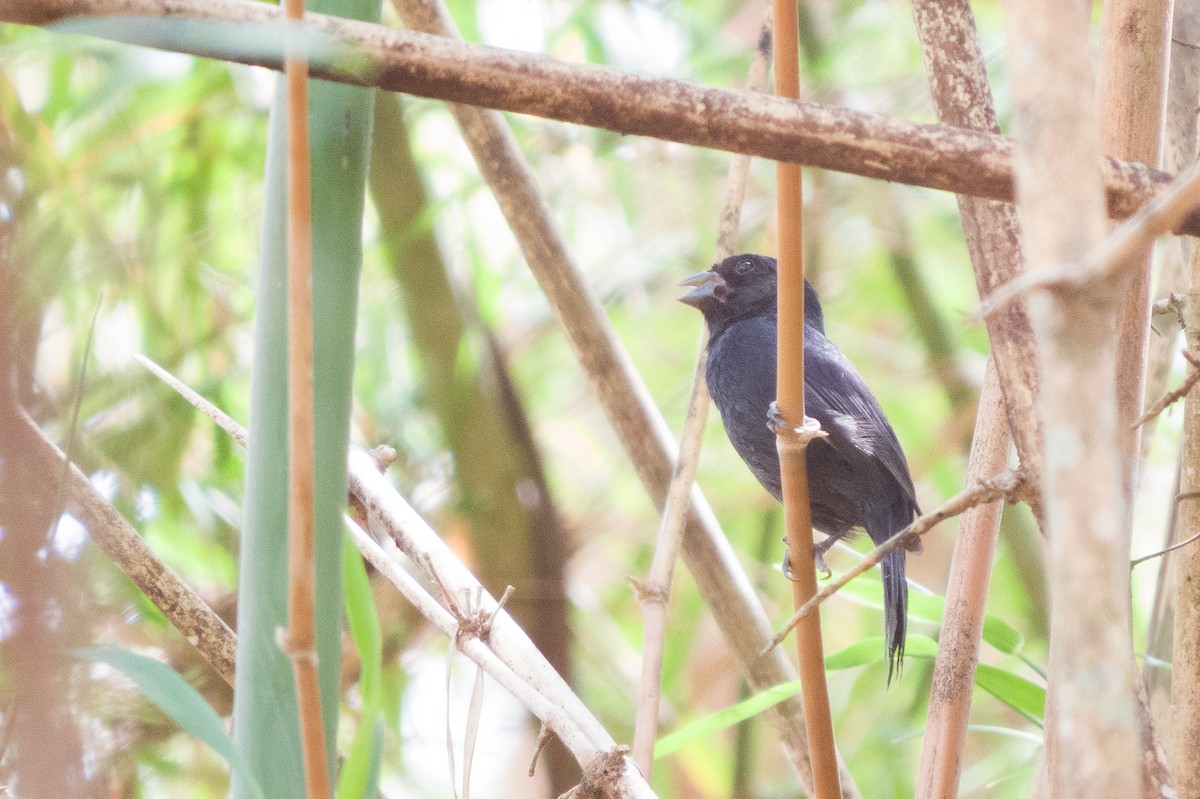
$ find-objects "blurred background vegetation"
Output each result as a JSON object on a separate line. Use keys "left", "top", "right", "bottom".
{"left": 0, "top": 0, "right": 1184, "bottom": 796}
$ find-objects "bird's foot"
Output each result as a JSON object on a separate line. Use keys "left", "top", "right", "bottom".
{"left": 779, "top": 536, "right": 835, "bottom": 580}
{"left": 767, "top": 402, "right": 827, "bottom": 450}
{"left": 814, "top": 536, "right": 835, "bottom": 578}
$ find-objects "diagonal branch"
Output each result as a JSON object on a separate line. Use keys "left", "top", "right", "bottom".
{"left": 6, "top": 0, "right": 1199, "bottom": 235}
{"left": 764, "top": 470, "right": 1026, "bottom": 654}
{"left": 20, "top": 409, "right": 238, "bottom": 686}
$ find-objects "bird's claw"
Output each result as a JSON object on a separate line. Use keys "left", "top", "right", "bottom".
{"left": 767, "top": 402, "right": 827, "bottom": 445}
{"left": 780, "top": 537, "right": 834, "bottom": 580}
{"left": 813, "top": 536, "right": 835, "bottom": 578}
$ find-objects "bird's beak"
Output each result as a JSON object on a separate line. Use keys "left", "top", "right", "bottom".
{"left": 678, "top": 270, "right": 725, "bottom": 308}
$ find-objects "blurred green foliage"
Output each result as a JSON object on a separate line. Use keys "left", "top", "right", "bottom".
{"left": 6, "top": 0, "right": 1173, "bottom": 796}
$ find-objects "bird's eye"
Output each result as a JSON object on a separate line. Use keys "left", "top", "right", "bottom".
{"left": 735, "top": 260, "right": 752, "bottom": 275}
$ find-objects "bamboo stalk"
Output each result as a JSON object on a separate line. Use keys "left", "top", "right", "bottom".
{"left": 772, "top": 0, "right": 837, "bottom": 795}
{"left": 915, "top": 364, "right": 1008, "bottom": 798}
{"left": 1003, "top": 0, "right": 1140, "bottom": 795}
{"left": 1098, "top": 12, "right": 1180, "bottom": 782}
{"left": 1174, "top": 198, "right": 1200, "bottom": 799}
{"left": 906, "top": 2, "right": 1032, "bottom": 794}
{"left": 1101, "top": 0, "right": 1172, "bottom": 505}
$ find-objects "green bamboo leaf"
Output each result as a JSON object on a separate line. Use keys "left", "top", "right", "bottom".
{"left": 48, "top": 17, "right": 351, "bottom": 74}
{"left": 824, "top": 633, "right": 938, "bottom": 670}
{"left": 655, "top": 635, "right": 940, "bottom": 759}
{"left": 981, "top": 614, "right": 1024, "bottom": 656}
{"left": 337, "top": 532, "right": 384, "bottom": 799}
{"left": 654, "top": 680, "right": 801, "bottom": 760}
{"left": 654, "top": 632, "right": 1042, "bottom": 762}
{"left": 76, "top": 646, "right": 263, "bottom": 799}
{"left": 231, "top": 0, "right": 382, "bottom": 793}
{"left": 832, "top": 570, "right": 1025, "bottom": 655}
{"left": 974, "top": 664, "right": 1045, "bottom": 727}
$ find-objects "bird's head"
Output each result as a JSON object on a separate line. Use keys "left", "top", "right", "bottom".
{"left": 678, "top": 253, "right": 824, "bottom": 333}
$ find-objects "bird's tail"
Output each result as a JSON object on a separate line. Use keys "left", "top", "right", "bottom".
{"left": 880, "top": 546, "right": 908, "bottom": 684}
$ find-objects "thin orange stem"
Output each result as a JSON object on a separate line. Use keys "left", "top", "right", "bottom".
{"left": 773, "top": 0, "right": 839, "bottom": 796}
{"left": 283, "top": 0, "right": 329, "bottom": 796}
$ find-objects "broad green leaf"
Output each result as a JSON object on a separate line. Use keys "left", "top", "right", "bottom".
{"left": 655, "top": 633, "right": 1043, "bottom": 762}
{"left": 824, "top": 634, "right": 938, "bottom": 670}
{"left": 974, "top": 665, "right": 1045, "bottom": 727}
{"left": 828, "top": 569, "right": 1025, "bottom": 655}
{"left": 980, "top": 615, "right": 1024, "bottom": 656}
{"left": 76, "top": 646, "right": 263, "bottom": 799}
{"left": 230, "top": 0, "right": 381, "bottom": 792}
{"left": 655, "top": 635, "right": 941, "bottom": 759}
{"left": 654, "top": 680, "right": 801, "bottom": 759}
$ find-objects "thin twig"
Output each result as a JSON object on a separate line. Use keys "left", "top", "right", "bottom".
{"left": 134, "top": 354, "right": 246, "bottom": 445}
{"left": 629, "top": 330, "right": 709, "bottom": 776}
{"left": 49, "top": 293, "right": 102, "bottom": 545}
{"left": 1134, "top": 349, "right": 1200, "bottom": 428}
{"left": 764, "top": 470, "right": 1026, "bottom": 654}
{"left": 629, "top": 7, "right": 771, "bottom": 777}
{"left": 1131, "top": 530, "right": 1200, "bottom": 567}
{"left": 528, "top": 724, "right": 556, "bottom": 778}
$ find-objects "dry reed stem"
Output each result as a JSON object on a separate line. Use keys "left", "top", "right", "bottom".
{"left": 280, "top": 3, "right": 329, "bottom": 794}
{"left": 629, "top": 10, "right": 769, "bottom": 776}
{"left": 1100, "top": 0, "right": 1172, "bottom": 519}
{"left": 907, "top": 2, "right": 1031, "bottom": 795}
{"left": 772, "top": 0, "right": 838, "bottom": 794}
{"left": 915, "top": 364, "right": 1009, "bottom": 799}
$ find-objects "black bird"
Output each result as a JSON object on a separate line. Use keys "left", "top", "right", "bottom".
{"left": 680, "top": 253, "right": 920, "bottom": 681}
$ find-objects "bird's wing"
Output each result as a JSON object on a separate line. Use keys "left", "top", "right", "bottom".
{"left": 804, "top": 332, "right": 919, "bottom": 508}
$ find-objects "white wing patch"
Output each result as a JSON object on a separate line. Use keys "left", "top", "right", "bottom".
{"left": 828, "top": 410, "right": 874, "bottom": 454}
